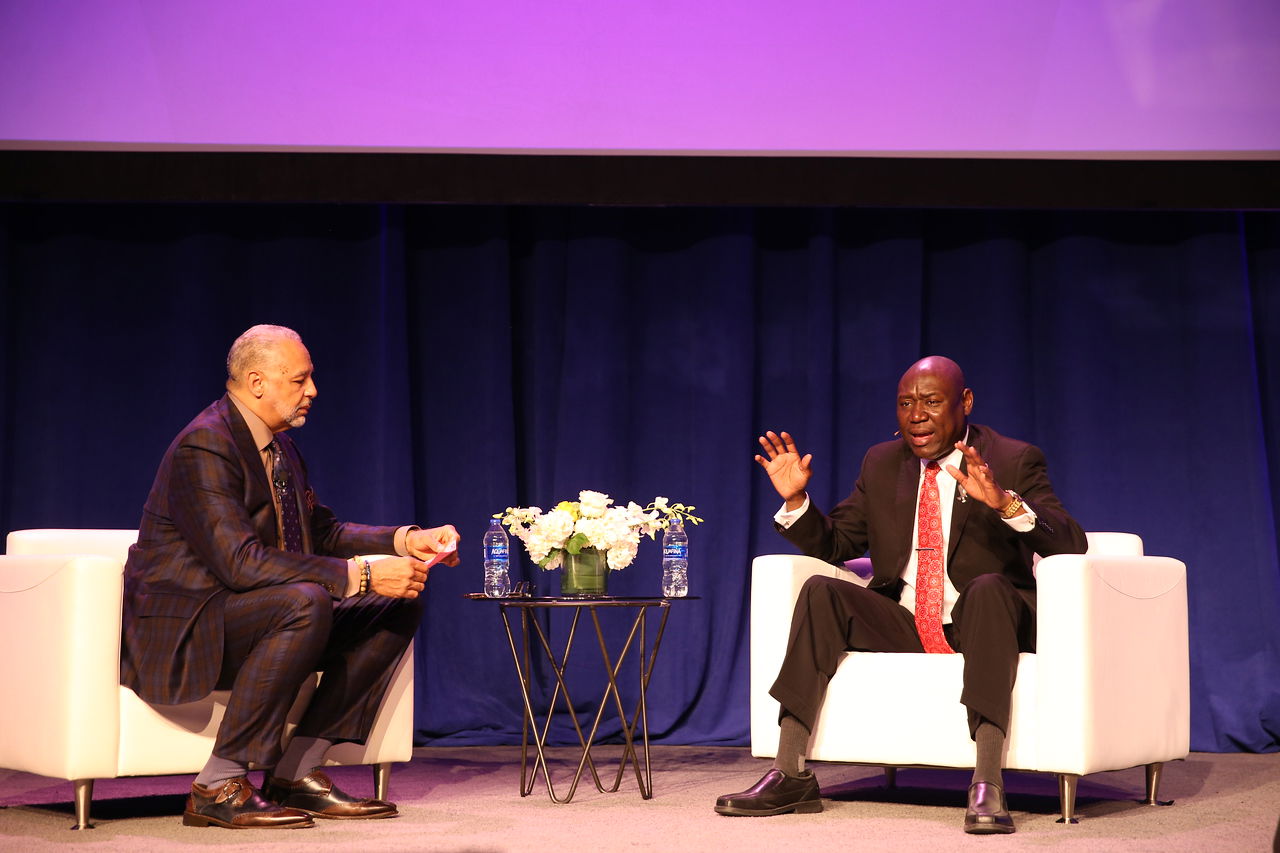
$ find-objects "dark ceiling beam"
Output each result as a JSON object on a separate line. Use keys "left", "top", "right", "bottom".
{"left": 2, "top": 150, "right": 1277, "bottom": 209}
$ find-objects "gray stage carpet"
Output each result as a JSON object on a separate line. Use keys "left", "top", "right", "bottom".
{"left": 1, "top": 746, "right": 1277, "bottom": 852}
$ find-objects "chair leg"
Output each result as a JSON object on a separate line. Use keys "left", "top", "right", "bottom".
{"left": 1054, "top": 773, "right": 1080, "bottom": 824}
{"left": 883, "top": 767, "right": 897, "bottom": 788}
{"left": 373, "top": 762, "right": 392, "bottom": 801}
{"left": 71, "top": 779, "right": 96, "bottom": 830}
{"left": 1141, "top": 761, "right": 1174, "bottom": 807}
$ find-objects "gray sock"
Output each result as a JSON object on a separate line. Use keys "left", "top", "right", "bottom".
{"left": 194, "top": 755, "right": 248, "bottom": 789}
{"left": 272, "top": 736, "right": 334, "bottom": 782}
{"left": 972, "top": 720, "right": 1005, "bottom": 786}
{"left": 772, "top": 715, "right": 811, "bottom": 777}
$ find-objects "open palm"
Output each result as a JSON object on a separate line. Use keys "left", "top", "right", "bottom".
{"left": 755, "top": 430, "right": 813, "bottom": 505}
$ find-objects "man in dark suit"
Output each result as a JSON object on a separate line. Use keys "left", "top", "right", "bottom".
{"left": 715, "top": 356, "right": 1086, "bottom": 834}
{"left": 121, "top": 324, "right": 460, "bottom": 829}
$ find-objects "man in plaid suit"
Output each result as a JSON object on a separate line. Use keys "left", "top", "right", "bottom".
{"left": 121, "top": 324, "right": 460, "bottom": 829}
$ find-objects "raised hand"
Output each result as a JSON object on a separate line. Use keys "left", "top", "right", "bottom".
{"left": 944, "top": 441, "right": 1018, "bottom": 514}
{"left": 370, "top": 556, "right": 432, "bottom": 598}
{"left": 754, "top": 430, "right": 813, "bottom": 509}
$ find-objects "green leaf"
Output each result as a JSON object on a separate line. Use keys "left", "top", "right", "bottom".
{"left": 565, "top": 533, "right": 591, "bottom": 554}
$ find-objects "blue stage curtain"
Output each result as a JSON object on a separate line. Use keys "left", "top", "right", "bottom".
{"left": 1, "top": 203, "right": 1277, "bottom": 752}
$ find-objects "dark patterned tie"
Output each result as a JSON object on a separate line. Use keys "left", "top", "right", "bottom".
{"left": 270, "top": 440, "right": 305, "bottom": 553}
{"left": 915, "top": 461, "right": 955, "bottom": 653}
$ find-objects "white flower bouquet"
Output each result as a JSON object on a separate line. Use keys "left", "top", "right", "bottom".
{"left": 499, "top": 490, "right": 702, "bottom": 572}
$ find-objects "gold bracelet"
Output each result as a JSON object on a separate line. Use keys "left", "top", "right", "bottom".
{"left": 1000, "top": 492, "right": 1024, "bottom": 519}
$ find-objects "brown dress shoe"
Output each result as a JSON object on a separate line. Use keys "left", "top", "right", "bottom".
{"left": 964, "top": 781, "right": 1016, "bottom": 834}
{"left": 263, "top": 769, "right": 398, "bottom": 820}
{"left": 714, "top": 769, "right": 823, "bottom": 816}
{"left": 183, "top": 776, "right": 314, "bottom": 829}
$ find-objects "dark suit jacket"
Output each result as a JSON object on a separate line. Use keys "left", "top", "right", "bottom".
{"left": 120, "top": 394, "right": 400, "bottom": 704}
{"left": 782, "top": 423, "right": 1086, "bottom": 601}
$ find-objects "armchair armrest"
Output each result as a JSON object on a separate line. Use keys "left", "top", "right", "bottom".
{"left": 749, "top": 553, "right": 866, "bottom": 756}
{"left": 0, "top": 553, "right": 125, "bottom": 780}
{"left": 1033, "top": 551, "right": 1190, "bottom": 772}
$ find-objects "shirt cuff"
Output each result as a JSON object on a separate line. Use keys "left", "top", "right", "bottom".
{"left": 344, "top": 558, "right": 361, "bottom": 598}
{"left": 394, "top": 525, "right": 418, "bottom": 557}
{"left": 775, "top": 496, "right": 811, "bottom": 529}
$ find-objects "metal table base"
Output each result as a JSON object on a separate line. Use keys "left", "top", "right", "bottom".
{"left": 496, "top": 598, "right": 672, "bottom": 803}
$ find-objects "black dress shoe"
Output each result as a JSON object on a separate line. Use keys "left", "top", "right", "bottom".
{"left": 183, "top": 776, "right": 314, "bottom": 829}
{"left": 964, "top": 780, "right": 1016, "bottom": 834}
{"left": 263, "top": 769, "right": 398, "bottom": 820}
{"left": 715, "top": 769, "right": 822, "bottom": 816}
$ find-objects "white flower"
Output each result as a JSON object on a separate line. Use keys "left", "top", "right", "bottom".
{"left": 607, "top": 541, "right": 638, "bottom": 570}
{"left": 578, "top": 490, "right": 612, "bottom": 518}
{"left": 574, "top": 516, "right": 610, "bottom": 550}
{"left": 537, "top": 508, "right": 575, "bottom": 545}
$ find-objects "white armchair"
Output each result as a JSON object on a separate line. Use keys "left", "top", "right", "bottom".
{"left": 750, "top": 532, "right": 1189, "bottom": 822}
{"left": 0, "top": 528, "right": 415, "bottom": 829}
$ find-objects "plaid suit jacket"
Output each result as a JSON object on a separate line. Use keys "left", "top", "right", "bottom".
{"left": 120, "top": 394, "right": 400, "bottom": 704}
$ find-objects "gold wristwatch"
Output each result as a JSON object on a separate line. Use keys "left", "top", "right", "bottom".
{"left": 1000, "top": 491, "right": 1024, "bottom": 519}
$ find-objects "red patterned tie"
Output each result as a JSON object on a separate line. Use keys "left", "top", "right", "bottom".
{"left": 915, "top": 461, "right": 955, "bottom": 653}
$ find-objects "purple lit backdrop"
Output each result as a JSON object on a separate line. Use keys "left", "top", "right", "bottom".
{"left": 1, "top": 0, "right": 1277, "bottom": 153}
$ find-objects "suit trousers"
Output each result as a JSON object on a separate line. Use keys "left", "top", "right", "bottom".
{"left": 769, "top": 573, "right": 1035, "bottom": 739}
{"left": 211, "top": 582, "right": 421, "bottom": 766}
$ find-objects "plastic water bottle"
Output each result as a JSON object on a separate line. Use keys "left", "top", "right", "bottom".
{"left": 482, "top": 519, "right": 511, "bottom": 597}
{"left": 661, "top": 517, "right": 689, "bottom": 597}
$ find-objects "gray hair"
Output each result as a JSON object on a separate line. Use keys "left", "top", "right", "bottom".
{"left": 226, "top": 324, "right": 303, "bottom": 384}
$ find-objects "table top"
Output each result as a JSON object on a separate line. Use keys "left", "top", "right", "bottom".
{"left": 463, "top": 593, "right": 699, "bottom": 606}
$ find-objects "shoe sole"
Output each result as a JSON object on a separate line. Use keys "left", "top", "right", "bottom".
{"left": 182, "top": 812, "right": 315, "bottom": 829}
{"left": 294, "top": 809, "right": 399, "bottom": 820}
{"left": 964, "top": 821, "right": 1016, "bottom": 835}
{"left": 714, "top": 799, "right": 823, "bottom": 817}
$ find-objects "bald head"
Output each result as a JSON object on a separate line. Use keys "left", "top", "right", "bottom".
{"left": 900, "top": 356, "right": 966, "bottom": 392}
{"left": 896, "top": 356, "right": 973, "bottom": 460}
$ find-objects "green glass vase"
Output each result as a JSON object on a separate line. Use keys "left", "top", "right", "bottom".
{"left": 560, "top": 547, "right": 609, "bottom": 596}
